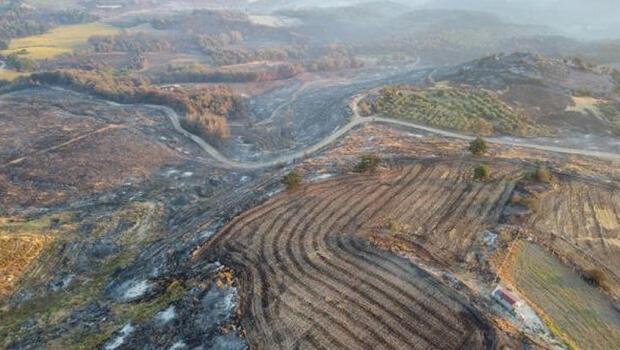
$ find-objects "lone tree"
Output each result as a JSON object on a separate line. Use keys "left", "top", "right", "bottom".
{"left": 282, "top": 170, "right": 303, "bottom": 191}
{"left": 469, "top": 137, "right": 488, "bottom": 156}
{"left": 473, "top": 164, "right": 490, "bottom": 181}
{"left": 533, "top": 166, "right": 552, "bottom": 183}
{"left": 354, "top": 154, "right": 381, "bottom": 173}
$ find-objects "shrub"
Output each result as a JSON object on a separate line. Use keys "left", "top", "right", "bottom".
{"left": 534, "top": 166, "right": 552, "bottom": 183}
{"left": 354, "top": 154, "right": 381, "bottom": 173}
{"left": 582, "top": 269, "right": 609, "bottom": 290}
{"left": 473, "top": 164, "right": 490, "bottom": 181}
{"left": 521, "top": 196, "right": 540, "bottom": 213}
{"left": 469, "top": 137, "right": 488, "bottom": 156}
{"left": 282, "top": 170, "right": 303, "bottom": 191}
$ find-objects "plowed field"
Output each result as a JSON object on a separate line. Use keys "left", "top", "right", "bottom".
{"left": 206, "top": 162, "right": 510, "bottom": 349}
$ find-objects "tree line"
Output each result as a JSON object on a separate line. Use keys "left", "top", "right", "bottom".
{"left": 13, "top": 69, "right": 240, "bottom": 140}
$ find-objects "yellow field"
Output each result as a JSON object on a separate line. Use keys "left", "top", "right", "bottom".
{"left": 0, "top": 235, "right": 49, "bottom": 300}
{"left": 0, "top": 69, "right": 27, "bottom": 81}
{"left": 26, "top": 0, "right": 80, "bottom": 8}
{"left": 1, "top": 23, "right": 119, "bottom": 60}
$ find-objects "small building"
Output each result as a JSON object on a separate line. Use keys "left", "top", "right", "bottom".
{"left": 492, "top": 286, "right": 522, "bottom": 312}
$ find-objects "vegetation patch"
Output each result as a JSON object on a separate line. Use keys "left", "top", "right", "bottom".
{"left": 354, "top": 154, "right": 381, "bottom": 173}
{"left": 507, "top": 242, "right": 620, "bottom": 350}
{"left": 596, "top": 102, "right": 620, "bottom": 136}
{"left": 469, "top": 137, "right": 488, "bottom": 156}
{"left": 282, "top": 170, "right": 303, "bottom": 191}
{"left": 473, "top": 164, "right": 490, "bottom": 181}
{"left": 1, "top": 22, "right": 118, "bottom": 59}
{"left": 0, "top": 213, "right": 73, "bottom": 300}
{"left": 368, "top": 85, "right": 551, "bottom": 136}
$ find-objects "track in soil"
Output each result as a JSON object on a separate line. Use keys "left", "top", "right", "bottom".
{"left": 207, "top": 163, "right": 506, "bottom": 349}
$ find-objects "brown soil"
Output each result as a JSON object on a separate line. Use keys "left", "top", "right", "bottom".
{"left": 201, "top": 162, "right": 508, "bottom": 349}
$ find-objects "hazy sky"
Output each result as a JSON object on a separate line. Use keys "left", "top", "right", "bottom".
{"left": 293, "top": 0, "right": 620, "bottom": 40}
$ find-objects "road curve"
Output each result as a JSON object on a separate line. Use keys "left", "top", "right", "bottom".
{"left": 4, "top": 86, "right": 619, "bottom": 171}
{"left": 160, "top": 93, "right": 620, "bottom": 169}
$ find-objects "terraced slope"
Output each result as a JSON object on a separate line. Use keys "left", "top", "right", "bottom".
{"left": 508, "top": 242, "right": 620, "bottom": 350}
{"left": 206, "top": 162, "right": 515, "bottom": 349}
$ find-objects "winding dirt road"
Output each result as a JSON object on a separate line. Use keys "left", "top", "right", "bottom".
{"left": 159, "top": 94, "right": 620, "bottom": 170}
{"left": 4, "top": 86, "right": 619, "bottom": 171}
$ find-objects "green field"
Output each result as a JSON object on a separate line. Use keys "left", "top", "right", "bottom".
{"left": 371, "top": 85, "right": 551, "bottom": 137}
{"left": 509, "top": 242, "right": 620, "bottom": 350}
{"left": 1, "top": 23, "right": 119, "bottom": 60}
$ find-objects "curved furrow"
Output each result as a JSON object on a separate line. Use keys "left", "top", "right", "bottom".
{"left": 258, "top": 188, "right": 356, "bottom": 345}
{"left": 250, "top": 182, "right": 378, "bottom": 348}
{"left": 289, "top": 187, "right": 423, "bottom": 349}
{"left": 262, "top": 186, "right": 356, "bottom": 320}
{"left": 324, "top": 193, "right": 470, "bottom": 332}
{"left": 338, "top": 234, "right": 468, "bottom": 321}
{"left": 333, "top": 236, "right": 480, "bottom": 349}
{"left": 306, "top": 166, "right": 471, "bottom": 334}
{"left": 313, "top": 234, "right": 466, "bottom": 346}
{"left": 296, "top": 174, "right": 455, "bottom": 347}
{"left": 225, "top": 195, "right": 319, "bottom": 349}
{"left": 346, "top": 237, "right": 485, "bottom": 323}
{"left": 327, "top": 230, "right": 468, "bottom": 331}
{"left": 211, "top": 175, "right": 369, "bottom": 249}
{"left": 299, "top": 191, "right": 444, "bottom": 347}
{"left": 276, "top": 182, "right": 393, "bottom": 348}
{"left": 227, "top": 249, "right": 352, "bottom": 350}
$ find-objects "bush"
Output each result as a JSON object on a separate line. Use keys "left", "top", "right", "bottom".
{"left": 582, "top": 269, "right": 609, "bottom": 290}
{"left": 282, "top": 170, "right": 303, "bottom": 191}
{"left": 521, "top": 196, "right": 540, "bottom": 213}
{"left": 534, "top": 166, "right": 552, "bottom": 183}
{"left": 473, "top": 164, "right": 490, "bottom": 181}
{"left": 354, "top": 154, "right": 380, "bottom": 173}
{"left": 469, "top": 137, "right": 488, "bottom": 156}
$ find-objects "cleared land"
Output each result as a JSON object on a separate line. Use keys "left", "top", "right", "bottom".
{"left": 368, "top": 85, "right": 551, "bottom": 137}
{"left": 204, "top": 162, "right": 513, "bottom": 349}
{"left": 1, "top": 23, "right": 119, "bottom": 59}
{"left": 0, "top": 89, "right": 182, "bottom": 207}
{"left": 507, "top": 241, "right": 620, "bottom": 350}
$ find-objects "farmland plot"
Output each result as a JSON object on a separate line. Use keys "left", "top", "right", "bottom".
{"left": 508, "top": 242, "right": 620, "bottom": 350}
{"left": 528, "top": 179, "right": 620, "bottom": 293}
{"left": 206, "top": 162, "right": 515, "bottom": 349}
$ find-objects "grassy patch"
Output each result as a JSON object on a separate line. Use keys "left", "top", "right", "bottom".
{"left": 0, "top": 69, "right": 28, "bottom": 81}
{"left": 1, "top": 23, "right": 119, "bottom": 59}
{"left": 508, "top": 242, "right": 620, "bottom": 350}
{"left": 370, "top": 85, "right": 551, "bottom": 137}
{"left": 0, "top": 203, "right": 166, "bottom": 348}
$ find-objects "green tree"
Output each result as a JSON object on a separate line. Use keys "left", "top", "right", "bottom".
{"left": 469, "top": 137, "right": 488, "bottom": 156}
{"left": 354, "top": 154, "right": 381, "bottom": 173}
{"left": 473, "top": 164, "right": 490, "bottom": 181}
{"left": 282, "top": 170, "right": 303, "bottom": 191}
{"left": 534, "top": 166, "right": 552, "bottom": 183}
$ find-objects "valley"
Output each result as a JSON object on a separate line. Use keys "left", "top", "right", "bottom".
{"left": 1, "top": 1, "right": 620, "bottom": 350}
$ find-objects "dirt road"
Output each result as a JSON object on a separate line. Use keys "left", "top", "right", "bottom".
{"left": 161, "top": 93, "right": 620, "bottom": 170}
{"left": 6, "top": 86, "right": 619, "bottom": 171}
